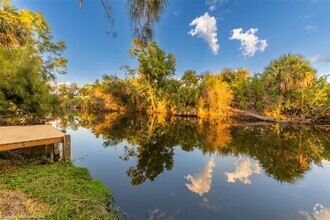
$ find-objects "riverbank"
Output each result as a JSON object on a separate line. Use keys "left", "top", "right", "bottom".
{"left": 0, "top": 150, "right": 118, "bottom": 219}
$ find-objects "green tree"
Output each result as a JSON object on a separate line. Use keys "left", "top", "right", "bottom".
{"left": 57, "top": 83, "right": 81, "bottom": 108}
{"left": 220, "top": 68, "right": 250, "bottom": 109}
{"left": 262, "top": 54, "right": 316, "bottom": 119}
{"left": 198, "top": 73, "right": 233, "bottom": 118}
{"left": 0, "top": 1, "right": 67, "bottom": 79}
{"left": 0, "top": 47, "right": 59, "bottom": 119}
{"left": 302, "top": 76, "right": 330, "bottom": 119}
{"left": 170, "top": 70, "right": 200, "bottom": 114}
{"left": 0, "top": 0, "right": 30, "bottom": 49}
{"left": 129, "top": 38, "right": 176, "bottom": 112}
{"left": 0, "top": 1, "right": 67, "bottom": 123}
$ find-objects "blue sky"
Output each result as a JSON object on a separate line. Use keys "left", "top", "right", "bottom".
{"left": 14, "top": 0, "right": 330, "bottom": 85}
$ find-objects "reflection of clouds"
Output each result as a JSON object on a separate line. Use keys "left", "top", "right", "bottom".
{"left": 322, "top": 160, "right": 330, "bottom": 166}
{"left": 225, "top": 157, "right": 261, "bottom": 184}
{"left": 148, "top": 208, "right": 180, "bottom": 220}
{"left": 200, "top": 196, "right": 220, "bottom": 213}
{"left": 299, "top": 208, "right": 330, "bottom": 220}
{"left": 148, "top": 209, "right": 166, "bottom": 220}
{"left": 185, "top": 158, "right": 215, "bottom": 196}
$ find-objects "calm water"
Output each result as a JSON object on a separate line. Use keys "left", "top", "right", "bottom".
{"left": 58, "top": 113, "right": 330, "bottom": 220}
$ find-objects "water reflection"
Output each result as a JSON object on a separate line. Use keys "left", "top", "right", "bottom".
{"left": 225, "top": 157, "right": 261, "bottom": 184}
{"left": 56, "top": 112, "right": 330, "bottom": 186}
{"left": 299, "top": 207, "right": 330, "bottom": 220}
{"left": 185, "top": 158, "right": 215, "bottom": 196}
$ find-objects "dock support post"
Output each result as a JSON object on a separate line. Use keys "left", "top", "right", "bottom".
{"left": 63, "top": 135, "right": 71, "bottom": 160}
{"left": 45, "top": 144, "right": 53, "bottom": 158}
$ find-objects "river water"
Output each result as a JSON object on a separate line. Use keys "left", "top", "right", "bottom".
{"left": 57, "top": 112, "right": 330, "bottom": 220}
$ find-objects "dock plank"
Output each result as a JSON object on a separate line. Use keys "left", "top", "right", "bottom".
{"left": 0, "top": 125, "right": 65, "bottom": 145}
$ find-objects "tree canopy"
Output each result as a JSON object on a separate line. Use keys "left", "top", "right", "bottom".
{"left": 0, "top": 0, "right": 67, "bottom": 123}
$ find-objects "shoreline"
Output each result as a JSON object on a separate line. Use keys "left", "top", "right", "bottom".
{"left": 0, "top": 150, "right": 119, "bottom": 219}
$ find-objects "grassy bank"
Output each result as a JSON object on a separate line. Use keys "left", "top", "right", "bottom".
{"left": 0, "top": 151, "right": 118, "bottom": 219}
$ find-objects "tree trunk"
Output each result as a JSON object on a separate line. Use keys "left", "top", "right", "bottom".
{"left": 230, "top": 108, "right": 288, "bottom": 123}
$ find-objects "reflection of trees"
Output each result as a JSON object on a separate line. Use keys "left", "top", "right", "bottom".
{"left": 197, "top": 120, "right": 232, "bottom": 154}
{"left": 52, "top": 110, "right": 81, "bottom": 131}
{"left": 222, "top": 125, "right": 330, "bottom": 183}
{"left": 63, "top": 112, "right": 330, "bottom": 185}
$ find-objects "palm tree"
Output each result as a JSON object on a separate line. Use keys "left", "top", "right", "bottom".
{"left": 262, "top": 54, "right": 317, "bottom": 118}
{"left": 263, "top": 54, "right": 315, "bottom": 96}
{"left": 80, "top": 0, "right": 168, "bottom": 43}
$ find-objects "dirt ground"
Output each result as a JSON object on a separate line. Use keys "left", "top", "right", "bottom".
{"left": 0, "top": 184, "right": 50, "bottom": 219}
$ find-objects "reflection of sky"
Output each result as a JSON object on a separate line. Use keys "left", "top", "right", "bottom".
{"left": 64, "top": 127, "right": 330, "bottom": 220}
{"left": 225, "top": 157, "right": 261, "bottom": 184}
{"left": 299, "top": 207, "right": 330, "bottom": 220}
{"left": 185, "top": 158, "right": 215, "bottom": 196}
{"left": 200, "top": 196, "right": 220, "bottom": 214}
{"left": 322, "top": 160, "right": 330, "bottom": 166}
{"left": 147, "top": 208, "right": 180, "bottom": 220}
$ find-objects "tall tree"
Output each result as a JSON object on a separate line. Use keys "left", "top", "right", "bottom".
{"left": 0, "top": 1, "right": 67, "bottom": 122}
{"left": 129, "top": 38, "right": 175, "bottom": 112}
{"left": 262, "top": 54, "right": 316, "bottom": 118}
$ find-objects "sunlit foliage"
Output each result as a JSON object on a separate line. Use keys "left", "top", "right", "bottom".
{"left": 59, "top": 112, "right": 330, "bottom": 185}
{"left": 129, "top": 38, "right": 176, "bottom": 112}
{"left": 0, "top": 1, "right": 67, "bottom": 123}
{"left": 198, "top": 74, "right": 233, "bottom": 118}
{"left": 261, "top": 54, "right": 317, "bottom": 119}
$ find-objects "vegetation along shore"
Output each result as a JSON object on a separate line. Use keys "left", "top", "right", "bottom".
{"left": 0, "top": 0, "right": 329, "bottom": 218}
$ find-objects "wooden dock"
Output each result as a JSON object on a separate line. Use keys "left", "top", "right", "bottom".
{"left": 0, "top": 125, "right": 70, "bottom": 159}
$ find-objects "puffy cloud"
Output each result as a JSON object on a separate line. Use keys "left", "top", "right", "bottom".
{"left": 225, "top": 157, "right": 261, "bottom": 184}
{"left": 305, "top": 25, "right": 318, "bottom": 31}
{"left": 185, "top": 158, "right": 216, "bottom": 196}
{"left": 188, "top": 13, "right": 219, "bottom": 55}
{"left": 309, "top": 55, "right": 330, "bottom": 63}
{"left": 229, "top": 28, "right": 268, "bottom": 57}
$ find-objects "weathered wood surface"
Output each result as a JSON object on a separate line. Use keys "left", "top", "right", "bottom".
{"left": 230, "top": 108, "right": 287, "bottom": 123}
{"left": 0, "top": 125, "right": 65, "bottom": 151}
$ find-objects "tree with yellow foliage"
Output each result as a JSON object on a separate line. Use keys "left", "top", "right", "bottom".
{"left": 198, "top": 74, "right": 233, "bottom": 118}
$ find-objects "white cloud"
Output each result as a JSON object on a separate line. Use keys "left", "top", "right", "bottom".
{"left": 229, "top": 28, "right": 268, "bottom": 57}
{"left": 206, "top": 0, "right": 228, "bottom": 5}
{"left": 206, "top": 0, "right": 227, "bottom": 12}
{"left": 305, "top": 25, "right": 318, "bottom": 31}
{"left": 174, "top": 9, "right": 180, "bottom": 16}
{"left": 225, "top": 157, "right": 261, "bottom": 184}
{"left": 188, "top": 13, "right": 220, "bottom": 55}
{"left": 209, "top": 5, "right": 216, "bottom": 11}
{"left": 185, "top": 158, "right": 216, "bottom": 196}
{"left": 310, "top": 55, "right": 330, "bottom": 63}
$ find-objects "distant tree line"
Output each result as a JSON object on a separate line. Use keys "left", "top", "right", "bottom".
{"left": 69, "top": 38, "right": 330, "bottom": 123}
{"left": 1, "top": 0, "right": 329, "bottom": 124}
